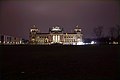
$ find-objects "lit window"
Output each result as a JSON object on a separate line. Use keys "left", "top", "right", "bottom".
{"left": 32, "top": 39, "right": 35, "bottom": 41}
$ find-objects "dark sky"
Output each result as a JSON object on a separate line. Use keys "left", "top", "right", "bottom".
{"left": 0, "top": 0, "right": 120, "bottom": 39}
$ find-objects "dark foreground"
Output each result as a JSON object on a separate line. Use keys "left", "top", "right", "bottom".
{"left": 0, "top": 45, "right": 120, "bottom": 80}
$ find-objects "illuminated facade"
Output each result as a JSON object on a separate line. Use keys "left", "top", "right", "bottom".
{"left": 29, "top": 25, "right": 83, "bottom": 45}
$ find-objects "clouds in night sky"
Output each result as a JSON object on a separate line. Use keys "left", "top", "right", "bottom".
{"left": 0, "top": 0, "right": 120, "bottom": 39}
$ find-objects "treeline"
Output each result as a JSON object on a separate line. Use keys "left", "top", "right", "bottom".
{"left": 93, "top": 24, "right": 120, "bottom": 44}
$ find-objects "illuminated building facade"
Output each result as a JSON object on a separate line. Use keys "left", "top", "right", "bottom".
{"left": 29, "top": 25, "right": 83, "bottom": 45}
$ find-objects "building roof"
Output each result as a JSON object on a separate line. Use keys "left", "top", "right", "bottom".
{"left": 31, "top": 25, "right": 38, "bottom": 29}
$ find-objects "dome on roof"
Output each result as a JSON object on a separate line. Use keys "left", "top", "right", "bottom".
{"left": 51, "top": 26, "right": 61, "bottom": 31}
{"left": 49, "top": 26, "right": 63, "bottom": 33}
{"left": 31, "top": 25, "right": 38, "bottom": 29}
{"left": 74, "top": 25, "right": 81, "bottom": 33}
{"left": 30, "top": 25, "right": 39, "bottom": 33}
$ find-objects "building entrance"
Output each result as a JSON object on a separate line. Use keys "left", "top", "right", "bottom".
{"left": 52, "top": 35, "right": 60, "bottom": 43}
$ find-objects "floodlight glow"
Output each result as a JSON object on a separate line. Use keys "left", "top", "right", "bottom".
{"left": 91, "top": 41, "right": 95, "bottom": 44}
{"left": 20, "top": 41, "right": 22, "bottom": 44}
{"left": 77, "top": 42, "right": 84, "bottom": 45}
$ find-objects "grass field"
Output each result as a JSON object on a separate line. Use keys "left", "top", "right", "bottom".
{"left": 0, "top": 45, "right": 120, "bottom": 80}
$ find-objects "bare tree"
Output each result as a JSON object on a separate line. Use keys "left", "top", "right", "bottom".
{"left": 116, "top": 25, "right": 120, "bottom": 44}
{"left": 116, "top": 24, "right": 120, "bottom": 39}
{"left": 109, "top": 25, "right": 120, "bottom": 44}
{"left": 93, "top": 26, "right": 103, "bottom": 38}
{"left": 109, "top": 27, "right": 117, "bottom": 38}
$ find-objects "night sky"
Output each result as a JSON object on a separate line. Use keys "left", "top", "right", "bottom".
{"left": 0, "top": 0, "right": 120, "bottom": 39}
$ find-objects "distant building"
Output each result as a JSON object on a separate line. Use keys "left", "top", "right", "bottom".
{"left": 29, "top": 25, "right": 83, "bottom": 45}
{"left": 0, "top": 34, "right": 24, "bottom": 45}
